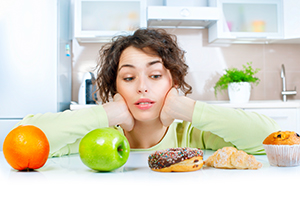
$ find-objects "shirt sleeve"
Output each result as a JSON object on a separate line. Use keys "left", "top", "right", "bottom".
{"left": 191, "top": 101, "right": 281, "bottom": 154}
{"left": 13, "top": 105, "right": 109, "bottom": 157}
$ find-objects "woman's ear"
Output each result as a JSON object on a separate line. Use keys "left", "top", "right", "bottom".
{"left": 173, "top": 83, "right": 179, "bottom": 89}
{"left": 172, "top": 78, "right": 178, "bottom": 88}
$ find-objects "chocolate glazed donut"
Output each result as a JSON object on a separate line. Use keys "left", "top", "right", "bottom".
{"left": 148, "top": 147, "right": 204, "bottom": 172}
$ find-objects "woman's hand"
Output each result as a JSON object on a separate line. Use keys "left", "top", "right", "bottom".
{"left": 160, "top": 87, "right": 196, "bottom": 127}
{"left": 160, "top": 88, "right": 178, "bottom": 127}
{"left": 103, "top": 93, "right": 134, "bottom": 131}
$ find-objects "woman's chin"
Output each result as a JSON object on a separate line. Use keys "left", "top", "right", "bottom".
{"left": 133, "top": 114, "right": 160, "bottom": 123}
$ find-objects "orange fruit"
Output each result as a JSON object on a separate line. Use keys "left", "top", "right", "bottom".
{"left": 3, "top": 125, "right": 50, "bottom": 171}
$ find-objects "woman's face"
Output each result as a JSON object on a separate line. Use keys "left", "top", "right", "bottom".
{"left": 116, "top": 46, "right": 173, "bottom": 122}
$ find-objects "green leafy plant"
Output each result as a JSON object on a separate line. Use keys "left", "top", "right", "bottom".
{"left": 214, "top": 62, "right": 260, "bottom": 96}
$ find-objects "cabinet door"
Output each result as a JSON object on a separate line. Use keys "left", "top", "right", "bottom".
{"left": 208, "top": 0, "right": 283, "bottom": 44}
{"left": 245, "top": 108, "right": 298, "bottom": 132}
{"left": 282, "top": 0, "right": 300, "bottom": 42}
{"left": 74, "top": 0, "right": 147, "bottom": 43}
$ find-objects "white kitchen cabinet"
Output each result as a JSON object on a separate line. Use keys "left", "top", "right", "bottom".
{"left": 147, "top": 6, "right": 220, "bottom": 29}
{"left": 208, "top": 0, "right": 284, "bottom": 44}
{"left": 245, "top": 108, "right": 299, "bottom": 133}
{"left": 274, "top": 0, "right": 300, "bottom": 44}
{"left": 74, "top": 0, "right": 147, "bottom": 43}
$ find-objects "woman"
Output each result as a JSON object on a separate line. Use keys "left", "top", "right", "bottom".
{"left": 15, "top": 28, "right": 280, "bottom": 157}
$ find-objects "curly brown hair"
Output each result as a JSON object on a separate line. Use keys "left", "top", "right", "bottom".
{"left": 95, "top": 28, "right": 192, "bottom": 103}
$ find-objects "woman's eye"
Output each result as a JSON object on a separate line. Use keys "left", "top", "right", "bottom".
{"left": 150, "top": 75, "right": 161, "bottom": 79}
{"left": 123, "top": 77, "right": 134, "bottom": 81}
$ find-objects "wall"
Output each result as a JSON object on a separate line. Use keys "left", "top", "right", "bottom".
{"left": 72, "top": 29, "right": 300, "bottom": 102}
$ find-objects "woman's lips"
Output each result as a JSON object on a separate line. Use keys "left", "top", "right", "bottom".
{"left": 134, "top": 98, "right": 155, "bottom": 110}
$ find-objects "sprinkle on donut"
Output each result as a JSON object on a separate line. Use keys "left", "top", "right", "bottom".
{"left": 148, "top": 147, "right": 203, "bottom": 170}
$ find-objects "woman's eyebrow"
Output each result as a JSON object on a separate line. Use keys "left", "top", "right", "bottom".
{"left": 118, "top": 64, "right": 135, "bottom": 71}
{"left": 119, "top": 60, "right": 162, "bottom": 71}
{"left": 148, "top": 60, "right": 162, "bottom": 67}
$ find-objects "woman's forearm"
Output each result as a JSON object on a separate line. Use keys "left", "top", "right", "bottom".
{"left": 192, "top": 101, "right": 281, "bottom": 154}
{"left": 15, "top": 106, "right": 109, "bottom": 155}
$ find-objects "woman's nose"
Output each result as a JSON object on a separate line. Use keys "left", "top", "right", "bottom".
{"left": 137, "top": 77, "right": 148, "bottom": 94}
{"left": 138, "top": 89, "right": 148, "bottom": 93}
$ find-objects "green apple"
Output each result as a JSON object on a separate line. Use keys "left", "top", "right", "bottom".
{"left": 79, "top": 127, "right": 130, "bottom": 171}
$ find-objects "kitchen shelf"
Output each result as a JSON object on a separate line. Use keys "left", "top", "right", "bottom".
{"left": 73, "top": 0, "right": 147, "bottom": 43}
{"left": 207, "top": 100, "right": 300, "bottom": 108}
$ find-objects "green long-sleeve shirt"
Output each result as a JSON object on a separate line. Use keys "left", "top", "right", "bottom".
{"left": 14, "top": 101, "right": 280, "bottom": 157}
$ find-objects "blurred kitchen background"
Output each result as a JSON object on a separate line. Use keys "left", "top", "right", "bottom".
{"left": 72, "top": 0, "right": 300, "bottom": 102}
{"left": 1, "top": 0, "right": 300, "bottom": 148}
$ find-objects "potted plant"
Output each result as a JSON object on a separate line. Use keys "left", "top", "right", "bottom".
{"left": 214, "top": 62, "right": 260, "bottom": 103}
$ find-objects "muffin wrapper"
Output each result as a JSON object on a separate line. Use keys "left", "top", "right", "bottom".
{"left": 263, "top": 144, "right": 300, "bottom": 167}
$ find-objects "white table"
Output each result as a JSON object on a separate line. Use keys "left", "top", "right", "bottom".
{"left": 0, "top": 150, "right": 299, "bottom": 199}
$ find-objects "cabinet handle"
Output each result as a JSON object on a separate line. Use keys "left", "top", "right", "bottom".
{"left": 270, "top": 116, "right": 289, "bottom": 119}
{"left": 180, "top": 8, "right": 190, "bottom": 17}
{"left": 148, "top": 26, "right": 205, "bottom": 29}
{"left": 235, "top": 36, "right": 268, "bottom": 39}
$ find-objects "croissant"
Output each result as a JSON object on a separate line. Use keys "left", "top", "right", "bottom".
{"left": 204, "top": 147, "right": 262, "bottom": 170}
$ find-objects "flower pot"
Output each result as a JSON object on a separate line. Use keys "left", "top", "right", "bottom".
{"left": 228, "top": 82, "right": 251, "bottom": 104}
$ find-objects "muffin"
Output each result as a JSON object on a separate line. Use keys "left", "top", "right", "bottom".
{"left": 263, "top": 131, "right": 300, "bottom": 167}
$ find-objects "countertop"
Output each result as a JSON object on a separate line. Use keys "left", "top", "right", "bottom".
{"left": 207, "top": 100, "right": 300, "bottom": 109}
{"left": 0, "top": 150, "right": 299, "bottom": 199}
{"left": 70, "top": 100, "right": 300, "bottom": 110}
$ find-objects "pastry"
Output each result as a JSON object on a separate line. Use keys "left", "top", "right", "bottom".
{"left": 263, "top": 130, "right": 300, "bottom": 167}
{"left": 204, "top": 147, "right": 262, "bottom": 170}
{"left": 263, "top": 130, "right": 300, "bottom": 145}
